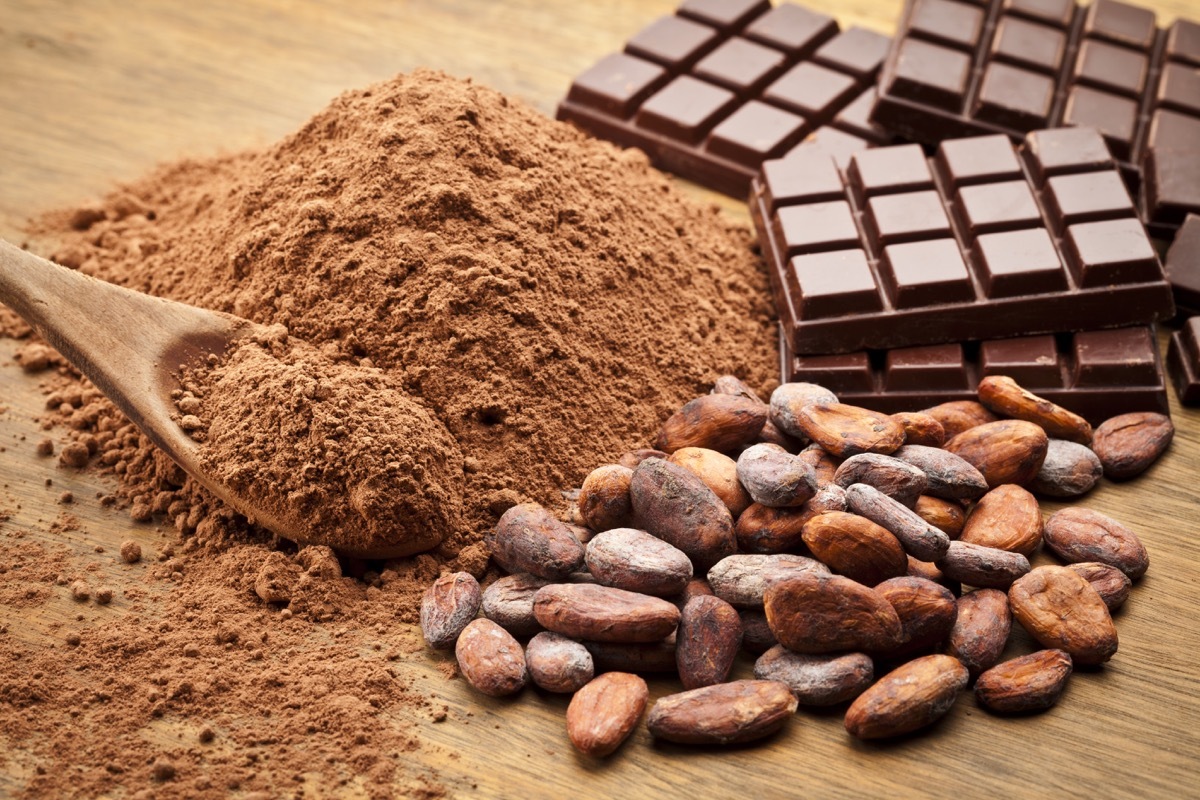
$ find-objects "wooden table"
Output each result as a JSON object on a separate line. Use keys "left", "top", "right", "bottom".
{"left": 2, "top": 1, "right": 1199, "bottom": 797}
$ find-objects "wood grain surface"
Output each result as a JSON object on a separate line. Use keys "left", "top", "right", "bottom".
{"left": 2, "top": 1, "right": 1199, "bottom": 797}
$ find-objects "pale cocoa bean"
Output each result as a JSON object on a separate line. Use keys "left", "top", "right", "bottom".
{"left": 794, "top": 402, "right": 906, "bottom": 458}
{"left": 875, "top": 576, "right": 958, "bottom": 658}
{"left": 1066, "top": 562, "right": 1132, "bottom": 611}
{"left": 936, "top": 541, "right": 1030, "bottom": 588}
{"left": 833, "top": 453, "right": 928, "bottom": 508}
{"left": 975, "top": 650, "right": 1072, "bottom": 713}
{"left": 844, "top": 483, "right": 951, "bottom": 562}
{"left": 488, "top": 503, "right": 586, "bottom": 580}
{"left": 753, "top": 647, "right": 873, "bottom": 706}
{"left": 629, "top": 458, "right": 735, "bottom": 570}
{"left": 801, "top": 511, "right": 908, "bottom": 586}
{"left": 566, "top": 672, "right": 648, "bottom": 757}
{"left": 844, "top": 655, "right": 968, "bottom": 739}
{"left": 1030, "top": 439, "right": 1103, "bottom": 497}
{"left": 533, "top": 584, "right": 680, "bottom": 643}
{"left": 736, "top": 444, "right": 818, "bottom": 508}
{"left": 420, "top": 572, "right": 482, "bottom": 649}
{"left": 892, "top": 444, "right": 988, "bottom": 501}
{"left": 1043, "top": 508, "right": 1149, "bottom": 579}
{"left": 480, "top": 574, "right": 549, "bottom": 636}
{"left": 584, "top": 636, "right": 678, "bottom": 674}
{"left": 1008, "top": 566, "right": 1118, "bottom": 665}
{"left": 455, "top": 619, "right": 528, "bottom": 697}
{"left": 914, "top": 495, "right": 965, "bottom": 538}
{"left": 585, "top": 528, "right": 692, "bottom": 597}
{"left": 656, "top": 395, "right": 767, "bottom": 454}
{"left": 669, "top": 447, "right": 752, "bottom": 517}
{"left": 797, "top": 443, "right": 840, "bottom": 486}
{"left": 764, "top": 573, "right": 902, "bottom": 654}
{"left": 978, "top": 375, "right": 1093, "bottom": 444}
{"left": 525, "top": 632, "right": 594, "bottom": 693}
{"left": 710, "top": 374, "right": 763, "bottom": 403}
{"left": 1091, "top": 412, "right": 1173, "bottom": 480}
{"left": 960, "top": 484, "right": 1043, "bottom": 556}
{"left": 769, "top": 383, "right": 838, "bottom": 440}
{"left": 946, "top": 589, "right": 1011, "bottom": 677}
{"left": 676, "top": 595, "right": 743, "bottom": 689}
{"left": 578, "top": 465, "right": 634, "bottom": 532}
{"left": 707, "top": 554, "right": 829, "bottom": 608}
{"left": 923, "top": 400, "right": 998, "bottom": 438}
{"left": 889, "top": 411, "right": 945, "bottom": 447}
{"left": 617, "top": 448, "right": 669, "bottom": 469}
{"left": 647, "top": 680, "right": 797, "bottom": 745}
{"left": 944, "top": 420, "right": 1049, "bottom": 488}
{"left": 739, "top": 609, "right": 778, "bottom": 654}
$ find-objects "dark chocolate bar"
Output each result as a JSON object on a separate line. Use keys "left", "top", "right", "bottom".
{"left": 870, "top": 0, "right": 1200, "bottom": 188}
{"left": 556, "top": 0, "right": 894, "bottom": 196}
{"left": 1140, "top": 148, "right": 1200, "bottom": 240}
{"left": 1165, "top": 214, "right": 1200, "bottom": 316}
{"left": 781, "top": 325, "right": 1169, "bottom": 425}
{"left": 751, "top": 127, "right": 1176, "bottom": 354}
{"left": 1167, "top": 317, "right": 1200, "bottom": 404}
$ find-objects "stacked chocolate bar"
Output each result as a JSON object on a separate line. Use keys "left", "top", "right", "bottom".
{"left": 560, "top": 0, "right": 1200, "bottom": 413}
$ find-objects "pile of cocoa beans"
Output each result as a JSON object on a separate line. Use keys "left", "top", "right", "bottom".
{"left": 421, "top": 375, "right": 1170, "bottom": 756}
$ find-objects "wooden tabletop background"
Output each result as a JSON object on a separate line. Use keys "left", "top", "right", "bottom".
{"left": 2, "top": 1, "right": 1199, "bottom": 797}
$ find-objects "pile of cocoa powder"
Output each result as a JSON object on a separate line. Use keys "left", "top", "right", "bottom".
{"left": 0, "top": 70, "right": 776, "bottom": 797}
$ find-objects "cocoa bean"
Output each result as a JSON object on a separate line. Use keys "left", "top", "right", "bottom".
{"left": 1066, "top": 562, "right": 1132, "bottom": 611}
{"left": 844, "top": 483, "right": 951, "bottom": 562}
{"left": 874, "top": 576, "right": 958, "bottom": 658}
{"left": 676, "top": 595, "right": 743, "bottom": 689}
{"left": 1029, "top": 439, "right": 1103, "bottom": 497}
{"left": 833, "top": 453, "right": 928, "bottom": 508}
{"left": 797, "top": 443, "right": 840, "bottom": 486}
{"left": 739, "top": 609, "right": 778, "bottom": 654}
{"left": 844, "top": 655, "right": 968, "bottom": 739}
{"left": 977, "top": 375, "right": 1093, "bottom": 444}
{"left": 914, "top": 495, "right": 965, "bottom": 538}
{"left": 922, "top": 400, "right": 998, "bottom": 438}
{"left": 889, "top": 411, "right": 945, "bottom": 447}
{"left": 753, "top": 647, "right": 874, "bottom": 706}
{"left": 455, "top": 619, "right": 528, "bottom": 697}
{"left": 769, "top": 383, "right": 838, "bottom": 440}
{"left": 1043, "top": 508, "right": 1149, "bottom": 579}
{"left": 936, "top": 541, "right": 1031, "bottom": 589}
{"left": 617, "top": 448, "right": 669, "bottom": 469}
{"left": 630, "top": 458, "right": 735, "bottom": 570}
{"left": 1008, "top": 566, "right": 1118, "bottom": 665}
{"left": 668, "top": 446, "right": 751, "bottom": 517}
{"left": 525, "top": 632, "right": 594, "bottom": 693}
{"left": 533, "top": 584, "right": 680, "bottom": 643}
{"left": 975, "top": 650, "right": 1072, "bottom": 713}
{"left": 656, "top": 395, "right": 766, "bottom": 454}
{"left": 764, "top": 573, "right": 902, "bottom": 654}
{"left": 488, "top": 503, "right": 585, "bottom": 580}
{"left": 566, "top": 672, "right": 648, "bottom": 757}
{"left": 674, "top": 577, "right": 714, "bottom": 608}
{"left": 480, "top": 573, "right": 549, "bottom": 637}
{"left": 710, "top": 374, "right": 762, "bottom": 403}
{"left": 1091, "top": 412, "right": 1173, "bottom": 480}
{"left": 736, "top": 444, "right": 818, "bottom": 508}
{"left": 793, "top": 402, "right": 906, "bottom": 458}
{"left": 959, "top": 484, "right": 1043, "bottom": 556}
{"left": 946, "top": 588, "right": 1011, "bottom": 677}
{"left": 585, "top": 528, "right": 692, "bottom": 597}
{"left": 944, "top": 420, "right": 1049, "bottom": 488}
{"left": 647, "top": 680, "right": 797, "bottom": 745}
{"left": 707, "top": 553, "right": 829, "bottom": 608}
{"left": 801, "top": 511, "right": 908, "bottom": 586}
{"left": 892, "top": 444, "right": 988, "bottom": 501}
{"left": 420, "top": 572, "right": 482, "bottom": 649}
{"left": 578, "top": 465, "right": 634, "bottom": 532}
{"left": 734, "top": 503, "right": 810, "bottom": 554}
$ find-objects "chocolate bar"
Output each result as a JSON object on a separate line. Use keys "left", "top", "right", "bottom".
{"left": 1140, "top": 148, "right": 1200, "bottom": 240}
{"left": 1165, "top": 214, "right": 1200, "bottom": 316}
{"left": 781, "top": 325, "right": 1169, "bottom": 425}
{"left": 750, "top": 127, "right": 1176, "bottom": 354}
{"left": 556, "top": 0, "right": 894, "bottom": 196}
{"left": 1167, "top": 317, "right": 1200, "bottom": 405}
{"left": 870, "top": 0, "right": 1200, "bottom": 187}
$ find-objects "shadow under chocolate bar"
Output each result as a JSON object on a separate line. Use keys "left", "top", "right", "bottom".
{"left": 869, "top": 0, "right": 1200, "bottom": 209}
{"left": 750, "top": 127, "right": 1175, "bottom": 355}
{"left": 780, "top": 325, "right": 1169, "bottom": 425}
{"left": 556, "top": 0, "right": 893, "bottom": 197}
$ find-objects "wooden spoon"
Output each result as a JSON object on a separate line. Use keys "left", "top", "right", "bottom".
{"left": 0, "top": 238, "right": 300, "bottom": 538}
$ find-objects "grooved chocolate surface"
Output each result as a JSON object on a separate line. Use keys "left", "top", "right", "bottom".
{"left": 1139, "top": 147, "right": 1200, "bottom": 239}
{"left": 1167, "top": 317, "right": 1200, "bottom": 405}
{"left": 557, "top": 1, "right": 895, "bottom": 196}
{"left": 780, "top": 325, "right": 1169, "bottom": 424}
{"left": 752, "top": 128, "right": 1175, "bottom": 354}
{"left": 871, "top": 0, "right": 1200, "bottom": 191}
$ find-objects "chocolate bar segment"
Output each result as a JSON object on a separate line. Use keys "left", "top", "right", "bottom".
{"left": 1164, "top": 214, "right": 1200, "bottom": 316}
{"left": 1167, "top": 317, "right": 1200, "bottom": 405}
{"left": 781, "top": 326, "right": 1170, "bottom": 424}
{"left": 871, "top": 0, "right": 1200, "bottom": 197}
{"left": 558, "top": 2, "right": 895, "bottom": 196}
{"left": 1139, "top": 147, "right": 1200, "bottom": 239}
{"left": 752, "top": 129, "right": 1175, "bottom": 354}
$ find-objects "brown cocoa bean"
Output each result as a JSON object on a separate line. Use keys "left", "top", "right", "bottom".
{"left": 960, "top": 484, "right": 1043, "bottom": 556}
{"left": 946, "top": 588, "right": 1011, "bottom": 677}
{"left": 844, "top": 655, "right": 968, "bottom": 739}
{"left": 892, "top": 444, "right": 988, "bottom": 501}
{"left": 906, "top": 555, "right": 952, "bottom": 587}
{"left": 764, "top": 573, "right": 902, "bottom": 654}
{"left": 488, "top": 503, "right": 586, "bottom": 580}
{"left": 1043, "top": 508, "right": 1149, "bottom": 579}
{"left": 710, "top": 374, "right": 763, "bottom": 403}
{"left": 936, "top": 541, "right": 1031, "bottom": 588}
{"left": 923, "top": 400, "right": 998, "bottom": 438}
{"left": 675, "top": 577, "right": 714, "bottom": 607}
{"left": 874, "top": 576, "right": 958, "bottom": 658}
{"left": 1030, "top": 439, "right": 1103, "bottom": 497}
{"left": 480, "top": 573, "right": 549, "bottom": 636}
{"left": 890, "top": 411, "right": 945, "bottom": 447}
{"left": 656, "top": 395, "right": 767, "bottom": 454}
{"left": 668, "top": 446, "right": 752, "bottom": 517}
{"left": 630, "top": 458, "right": 735, "bottom": 570}
{"left": 801, "top": 511, "right": 908, "bottom": 587}
{"left": 793, "top": 402, "right": 906, "bottom": 458}
{"left": 1066, "top": 562, "right": 1132, "bottom": 612}
{"left": 647, "top": 680, "right": 797, "bottom": 745}
{"left": 975, "top": 650, "right": 1073, "bottom": 713}
{"left": 945, "top": 419, "right": 1049, "bottom": 488}
{"left": 525, "top": 632, "right": 594, "bottom": 693}
{"left": 914, "top": 495, "right": 965, "bottom": 538}
{"left": 707, "top": 554, "right": 829, "bottom": 608}
{"left": 758, "top": 419, "right": 803, "bottom": 449}
{"left": 420, "top": 572, "right": 482, "bottom": 649}
{"left": 769, "top": 383, "right": 838, "bottom": 440}
{"left": 739, "top": 609, "right": 778, "bottom": 654}
{"left": 676, "top": 595, "right": 743, "bottom": 689}
{"left": 617, "top": 448, "right": 669, "bottom": 469}
{"left": 833, "top": 453, "right": 928, "bottom": 508}
{"left": 797, "top": 443, "right": 840, "bottom": 486}
{"left": 734, "top": 503, "right": 809, "bottom": 554}
{"left": 978, "top": 375, "right": 1093, "bottom": 444}
{"left": 753, "top": 647, "right": 873, "bottom": 706}
{"left": 566, "top": 672, "right": 648, "bottom": 757}
{"left": 533, "top": 584, "right": 680, "bottom": 643}
{"left": 584, "top": 636, "right": 678, "bottom": 674}
{"left": 1091, "top": 412, "right": 1173, "bottom": 480}
{"left": 1008, "top": 566, "right": 1118, "bottom": 665}
{"left": 578, "top": 465, "right": 634, "bottom": 532}
{"left": 455, "top": 618, "right": 528, "bottom": 697}
{"left": 844, "top": 483, "right": 951, "bottom": 562}
{"left": 736, "top": 444, "right": 818, "bottom": 507}
{"left": 585, "top": 528, "right": 692, "bottom": 597}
